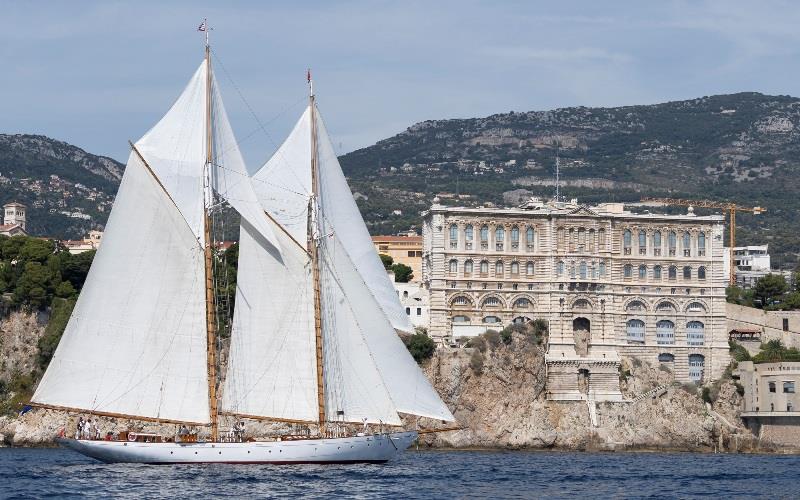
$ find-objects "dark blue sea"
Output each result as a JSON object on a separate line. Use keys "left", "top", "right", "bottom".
{"left": 1, "top": 448, "right": 798, "bottom": 499}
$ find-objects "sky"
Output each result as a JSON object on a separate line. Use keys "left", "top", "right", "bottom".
{"left": 3, "top": 1, "right": 800, "bottom": 168}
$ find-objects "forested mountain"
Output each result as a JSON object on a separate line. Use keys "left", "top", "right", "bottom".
{"left": 0, "top": 134, "right": 123, "bottom": 239}
{"left": 340, "top": 92, "right": 800, "bottom": 267}
{"left": 4, "top": 92, "right": 800, "bottom": 266}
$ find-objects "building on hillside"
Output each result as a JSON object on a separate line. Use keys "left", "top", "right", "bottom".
{"left": 0, "top": 202, "right": 28, "bottom": 236}
{"left": 395, "top": 281, "right": 429, "bottom": 329}
{"left": 423, "top": 196, "right": 729, "bottom": 402}
{"left": 61, "top": 230, "right": 103, "bottom": 254}
{"left": 722, "top": 245, "right": 791, "bottom": 289}
{"left": 372, "top": 232, "right": 423, "bottom": 282}
{"left": 735, "top": 361, "right": 800, "bottom": 448}
{"left": 727, "top": 303, "right": 800, "bottom": 350}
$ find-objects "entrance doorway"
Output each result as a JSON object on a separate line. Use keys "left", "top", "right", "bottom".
{"left": 573, "top": 317, "right": 590, "bottom": 356}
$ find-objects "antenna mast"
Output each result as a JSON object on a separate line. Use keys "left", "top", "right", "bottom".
{"left": 307, "top": 69, "right": 327, "bottom": 431}
{"left": 554, "top": 141, "right": 561, "bottom": 202}
{"left": 201, "top": 18, "right": 219, "bottom": 442}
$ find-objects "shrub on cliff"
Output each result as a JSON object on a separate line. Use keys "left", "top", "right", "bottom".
{"left": 401, "top": 329, "right": 436, "bottom": 363}
{"left": 729, "top": 340, "right": 751, "bottom": 362}
{"left": 753, "top": 340, "right": 800, "bottom": 363}
{"left": 469, "top": 350, "right": 484, "bottom": 375}
{"left": 37, "top": 297, "right": 76, "bottom": 370}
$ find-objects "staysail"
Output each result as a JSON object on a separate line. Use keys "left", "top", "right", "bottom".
{"left": 33, "top": 58, "right": 280, "bottom": 424}
{"left": 252, "top": 107, "right": 412, "bottom": 333}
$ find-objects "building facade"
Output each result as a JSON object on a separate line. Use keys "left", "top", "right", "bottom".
{"left": 735, "top": 361, "right": 800, "bottom": 447}
{"left": 423, "top": 197, "right": 729, "bottom": 401}
{"left": 395, "top": 281, "right": 430, "bottom": 329}
{"left": 0, "top": 202, "right": 28, "bottom": 236}
{"left": 372, "top": 232, "right": 423, "bottom": 282}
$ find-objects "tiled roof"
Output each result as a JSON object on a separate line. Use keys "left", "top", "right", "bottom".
{"left": 371, "top": 235, "right": 422, "bottom": 243}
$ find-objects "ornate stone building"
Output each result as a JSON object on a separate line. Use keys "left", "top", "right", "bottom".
{"left": 422, "top": 197, "right": 729, "bottom": 401}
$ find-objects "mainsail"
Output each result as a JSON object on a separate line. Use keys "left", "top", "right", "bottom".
{"left": 32, "top": 58, "right": 279, "bottom": 424}
{"left": 222, "top": 99, "right": 454, "bottom": 424}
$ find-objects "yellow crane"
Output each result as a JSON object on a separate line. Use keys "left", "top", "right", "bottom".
{"left": 639, "top": 197, "right": 765, "bottom": 286}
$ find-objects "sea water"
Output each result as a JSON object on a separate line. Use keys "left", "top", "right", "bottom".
{"left": 1, "top": 447, "right": 798, "bottom": 499}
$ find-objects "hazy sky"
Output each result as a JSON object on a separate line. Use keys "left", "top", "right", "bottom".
{"left": 3, "top": 1, "right": 800, "bottom": 167}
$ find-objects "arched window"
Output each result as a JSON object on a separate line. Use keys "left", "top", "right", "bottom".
{"left": 668, "top": 265, "right": 677, "bottom": 280}
{"left": 510, "top": 261, "right": 519, "bottom": 275}
{"left": 626, "top": 319, "right": 645, "bottom": 342}
{"left": 623, "top": 229, "right": 632, "bottom": 253}
{"left": 683, "top": 266, "right": 691, "bottom": 279}
{"left": 599, "top": 262, "right": 607, "bottom": 276}
{"left": 495, "top": 226, "right": 505, "bottom": 250}
{"left": 656, "top": 301, "right": 677, "bottom": 313}
{"left": 588, "top": 229, "right": 596, "bottom": 251}
{"left": 465, "top": 224, "right": 474, "bottom": 241}
{"left": 578, "top": 228, "right": 586, "bottom": 248}
{"left": 579, "top": 261, "right": 587, "bottom": 279}
{"left": 638, "top": 230, "right": 647, "bottom": 254}
{"left": 653, "top": 265, "right": 662, "bottom": 279}
{"left": 482, "top": 296, "right": 501, "bottom": 308}
{"left": 449, "top": 224, "right": 458, "bottom": 241}
{"left": 668, "top": 231, "right": 677, "bottom": 256}
{"left": 452, "top": 295, "right": 471, "bottom": 306}
{"left": 698, "top": 266, "right": 706, "bottom": 280}
{"left": 623, "top": 264, "right": 633, "bottom": 278}
{"left": 557, "top": 261, "right": 565, "bottom": 276}
{"left": 511, "top": 226, "right": 520, "bottom": 244}
{"left": 658, "top": 353, "right": 674, "bottom": 363}
{"left": 698, "top": 231, "right": 706, "bottom": 256}
{"left": 449, "top": 259, "right": 458, "bottom": 273}
{"left": 573, "top": 299, "right": 591, "bottom": 309}
{"left": 686, "top": 301, "right": 706, "bottom": 313}
{"left": 656, "top": 320, "right": 675, "bottom": 345}
{"left": 526, "top": 227, "right": 535, "bottom": 249}
{"left": 452, "top": 315, "right": 470, "bottom": 323}
{"left": 513, "top": 297, "right": 532, "bottom": 309}
{"left": 526, "top": 261, "right": 535, "bottom": 275}
{"left": 495, "top": 260, "right": 504, "bottom": 275}
{"left": 626, "top": 300, "right": 646, "bottom": 312}
{"left": 688, "top": 354, "right": 705, "bottom": 382}
{"left": 653, "top": 230, "right": 662, "bottom": 255}
{"left": 480, "top": 260, "right": 489, "bottom": 274}
{"left": 598, "top": 228, "right": 606, "bottom": 249}
{"left": 683, "top": 231, "right": 691, "bottom": 256}
{"left": 483, "top": 316, "right": 502, "bottom": 324}
{"left": 480, "top": 225, "right": 489, "bottom": 242}
{"left": 687, "top": 321, "right": 705, "bottom": 346}
{"left": 464, "top": 260, "right": 473, "bottom": 274}
{"left": 557, "top": 227, "right": 565, "bottom": 249}
{"left": 638, "top": 265, "right": 647, "bottom": 279}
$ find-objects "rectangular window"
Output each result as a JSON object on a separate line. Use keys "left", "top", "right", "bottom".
{"left": 416, "top": 308, "right": 422, "bottom": 316}
{"left": 405, "top": 307, "right": 411, "bottom": 315}
{"left": 408, "top": 251, "right": 415, "bottom": 257}
{"left": 784, "top": 382, "right": 795, "bottom": 394}
{"left": 769, "top": 382, "right": 776, "bottom": 393}
{"left": 783, "top": 318, "right": 789, "bottom": 332}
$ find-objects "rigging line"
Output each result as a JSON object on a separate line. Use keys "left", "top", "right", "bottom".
{"left": 210, "top": 47, "right": 308, "bottom": 169}
{"left": 211, "top": 161, "right": 307, "bottom": 198}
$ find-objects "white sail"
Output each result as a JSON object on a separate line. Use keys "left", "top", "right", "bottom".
{"left": 252, "top": 108, "right": 312, "bottom": 244}
{"left": 252, "top": 106, "right": 412, "bottom": 333}
{"left": 32, "top": 153, "right": 210, "bottom": 424}
{"left": 137, "top": 60, "right": 280, "bottom": 252}
{"left": 318, "top": 232, "right": 401, "bottom": 425}
{"left": 220, "top": 219, "right": 318, "bottom": 422}
{"left": 319, "top": 229, "right": 455, "bottom": 422}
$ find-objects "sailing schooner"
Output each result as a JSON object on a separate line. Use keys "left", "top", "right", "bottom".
{"left": 28, "top": 34, "right": 453, "bottom": 464}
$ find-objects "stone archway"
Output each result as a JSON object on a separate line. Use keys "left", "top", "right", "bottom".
{"left": 573, "top": 317, "right": 590, "bottom": 356}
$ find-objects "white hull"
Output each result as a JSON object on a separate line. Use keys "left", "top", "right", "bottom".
{"left": 57, "top": 431, "right": 417, "bottom": 464}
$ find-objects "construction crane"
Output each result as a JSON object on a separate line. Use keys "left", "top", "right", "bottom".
{"left": 639, "top": 197, "right": 765, "bottom": 286}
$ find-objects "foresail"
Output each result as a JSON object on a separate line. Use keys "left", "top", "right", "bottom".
{"left": 32, "top": 153, "right": 210, "bottom": 424}
{"left": 318, "top": 232, "right": 401, "bottom": 425}
{"left": 319, "top": 231, "right": 455, "bottom": 422}
{"left": 252, "top": 107, "right": 312, "bottom": 244}
{"left": 220, "top": 219, "right": 318, "bottom": 422}
{"left": 315, "top": 110, "right": 414, "bottom": 333}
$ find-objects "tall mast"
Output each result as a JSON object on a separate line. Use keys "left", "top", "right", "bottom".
{"left": 307, "top": 70, "right": 326, "bottom": 430}
{"left": 202, "top": 21, "right": 219, "bottom": 442}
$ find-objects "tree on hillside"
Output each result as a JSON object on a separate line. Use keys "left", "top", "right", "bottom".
{"left": 753, "top": 274, "right": 788, "bottom": 307}
{"left": 391, "top": 263, "right": 413, "bottom": 283}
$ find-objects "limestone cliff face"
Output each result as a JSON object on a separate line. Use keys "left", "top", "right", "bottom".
{"left": 418, "top": 333, "right": 759, "bottom": 452}
{"left": 0, "top": 311, "right": 44, "bottom": 383}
